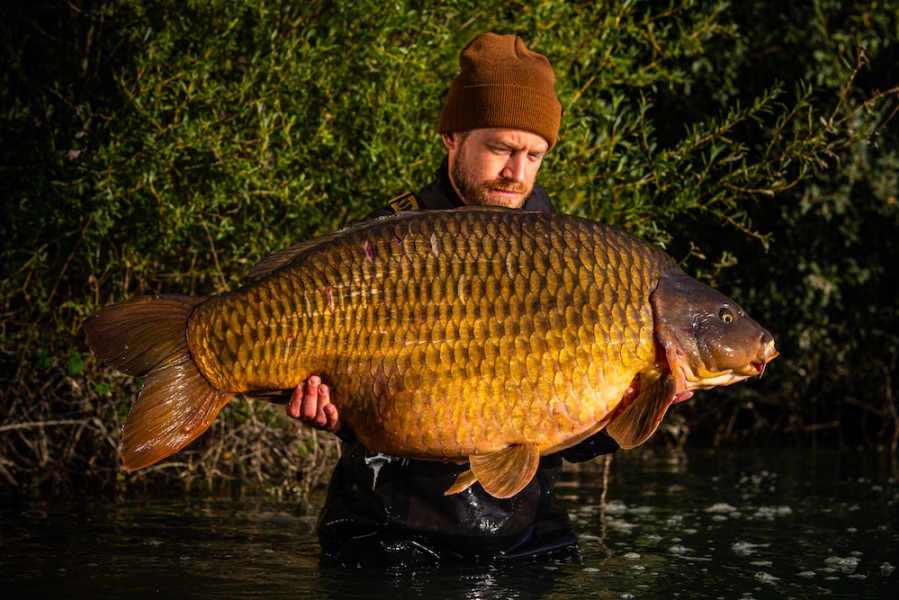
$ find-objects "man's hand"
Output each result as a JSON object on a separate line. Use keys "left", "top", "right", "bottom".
{"left": 286, "top": 375, "right": 342, "bottom": 433}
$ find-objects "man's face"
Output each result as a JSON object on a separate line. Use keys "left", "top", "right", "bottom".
{"left": 444, "top": 128, "right": 549, "bottom": 208}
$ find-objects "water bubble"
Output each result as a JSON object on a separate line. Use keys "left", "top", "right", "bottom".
{"left": 751, "top": 505, "right": 792, "bottom": 520}
{"left": 731, "top": 540, "right": 769, "bottom": 556}
{"left": 604, "top": 500, "right": 629, "bottom": 514}
{"left": 754, "top": 571, "right": 779, "bottom": 584}
{"left": 704, "top": 502, "right": 738, "bottom": 514}
{"left": 824, "top": 555, "right": 859, "bottom": 574}
{"left": 608, "top": 519, "right": 637, "bottom": 533}
{"left": 664, "top": 515, "right": 684, "bottom": 527}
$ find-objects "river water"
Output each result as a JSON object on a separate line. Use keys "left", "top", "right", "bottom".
{"left": 2, "top": 447, "right": 896, "bottom": 599}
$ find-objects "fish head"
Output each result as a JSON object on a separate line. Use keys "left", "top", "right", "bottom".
{"left": 651, "top": 270, "right": 778, "bottom": 396}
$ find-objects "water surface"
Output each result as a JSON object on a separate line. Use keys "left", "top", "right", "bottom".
{"left": 2, "top": 447, "right": 896, "bottom": 599}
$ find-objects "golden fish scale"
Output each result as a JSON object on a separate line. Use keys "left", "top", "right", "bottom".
{"left": 187, "top": 210, "right": 676, "bottom": 460}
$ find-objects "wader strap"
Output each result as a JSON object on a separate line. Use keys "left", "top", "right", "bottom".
{"left": 386, "top": 191, "right": 421, "bottom": 213}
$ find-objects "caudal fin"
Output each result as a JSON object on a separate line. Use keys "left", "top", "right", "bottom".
{"left": 83, "top": 294, "right": 234, "bottom": 470}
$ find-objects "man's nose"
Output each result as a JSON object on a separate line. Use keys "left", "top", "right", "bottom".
{"left": 501, "top": 155, "right": 525, "bottom": 182}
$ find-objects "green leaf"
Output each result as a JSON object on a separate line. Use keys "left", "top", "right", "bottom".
{"left": 67, "top": 349, "right": 84, "bottom": 376}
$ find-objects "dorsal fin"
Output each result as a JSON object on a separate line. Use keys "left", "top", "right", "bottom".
{"left": 247, "top": 237, "right": 329, "bottom": 279}
{"left": 246, "top": 207, "right": 523, "bottom": 279}
{"left": 246, "top": 211, "right": 418, "bottom": 279}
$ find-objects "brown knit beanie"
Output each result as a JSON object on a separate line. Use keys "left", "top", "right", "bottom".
{"left": 438, "top": 33, "right": 562, "bottom": 148}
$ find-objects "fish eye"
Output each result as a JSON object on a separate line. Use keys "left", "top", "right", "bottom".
{"left": 719, "top": 308, "right": 734, "bottom": 323}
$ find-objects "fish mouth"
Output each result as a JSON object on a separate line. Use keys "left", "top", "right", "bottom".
{"left": 665, "top": 338, "right": 779, "bottom": 396}
{"left": 752, "top": 339, "right": 780, "bottom": 376}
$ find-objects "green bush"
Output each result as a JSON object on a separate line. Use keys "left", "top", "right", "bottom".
{"left": 1, "top": 0, "right": 896, "bottom": 493}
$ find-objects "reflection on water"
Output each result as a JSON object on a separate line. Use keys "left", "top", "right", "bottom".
{"left": 1, "top": 448, "right": 896, "bottom": 599}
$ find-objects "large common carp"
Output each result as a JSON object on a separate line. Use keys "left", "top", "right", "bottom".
{"left": 84, "top": 208, "right": 777, "bottom": 498}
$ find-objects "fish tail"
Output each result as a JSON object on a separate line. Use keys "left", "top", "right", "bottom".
{"left": 83, "top": 294, "right": 234, "bottom": 471}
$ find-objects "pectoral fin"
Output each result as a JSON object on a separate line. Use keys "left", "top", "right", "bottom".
{"left": 606, "top": 373, "right": 676, "bottom": 449}
{"left": 444, "top": 443, "right": 541, "bottom": 499}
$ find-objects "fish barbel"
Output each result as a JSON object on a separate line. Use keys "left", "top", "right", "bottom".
{"left": 83, "top": 208, "right": 778, "bottom": 498}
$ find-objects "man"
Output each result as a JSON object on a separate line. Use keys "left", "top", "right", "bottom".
{"left": 287, "top": 33, "right": 619, "bottom": 567}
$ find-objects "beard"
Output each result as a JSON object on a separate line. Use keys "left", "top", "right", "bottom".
{"left": 450, "top": 145, "right": 532, "bottom": 208}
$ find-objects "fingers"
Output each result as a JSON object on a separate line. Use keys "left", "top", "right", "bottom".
{"left": 323, "top": 402, "right": 342, "bottom": 433}
{"left": 302, "top": 376, "right": 322, "bottom": 422}
{"left": 285, "top": 376, "right": 341, "bottom": 432}
{"left": 286, "top": 382, "right": 304, "bottom": 419}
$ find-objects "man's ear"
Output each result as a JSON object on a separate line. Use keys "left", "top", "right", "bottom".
{"left": 441, "top": 132, "right": 459, "bottom": 151}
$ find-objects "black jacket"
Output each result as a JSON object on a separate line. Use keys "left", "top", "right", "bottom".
{"left": 316, "top": 160, "right": 618, "bottom": 567}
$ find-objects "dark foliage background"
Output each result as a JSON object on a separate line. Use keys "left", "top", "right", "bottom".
{"left": 2, "top": 0, "right": 897, "bottom": 494}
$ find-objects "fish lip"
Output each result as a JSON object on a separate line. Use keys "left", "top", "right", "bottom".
{"left": 661, "top": 332, "right": 780, "bottom": 391}
{"left": 751, "top": 342, "right": 780, "bottom": 376}
{"left": 667, "top": 345, "right": 758, "bottom": 391}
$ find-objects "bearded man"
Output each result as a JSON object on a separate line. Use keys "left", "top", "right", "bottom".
{"left": 288, "top": 33, "right": 619, "bottom": 567}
